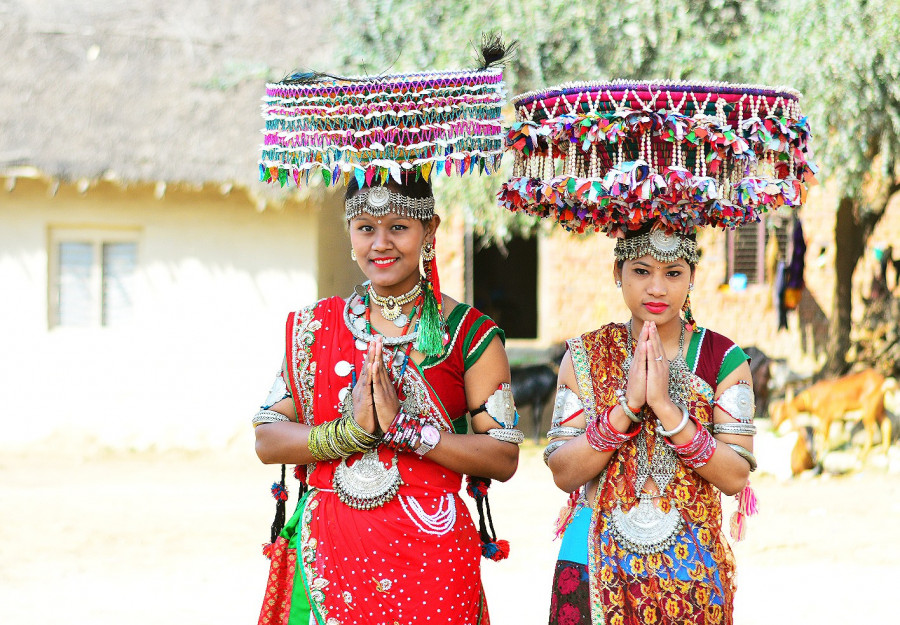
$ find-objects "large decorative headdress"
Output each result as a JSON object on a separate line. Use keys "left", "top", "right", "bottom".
{"left": 499, "top": 79, "right": 817, "bottom": 237}
{"left": 259, "top": 50, "right": 508, "bottom": 190}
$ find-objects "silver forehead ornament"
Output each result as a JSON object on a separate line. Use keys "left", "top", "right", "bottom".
{"left": 366, "top": 186, "right": 391, "bottom": 210}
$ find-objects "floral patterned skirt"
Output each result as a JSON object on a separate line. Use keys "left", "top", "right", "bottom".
{"left": 550, "top": 505, "right": 733, "bottom": 625}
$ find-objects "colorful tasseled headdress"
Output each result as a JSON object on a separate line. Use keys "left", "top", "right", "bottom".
{"left": 499, "top": 79, "right": 817, "bottom": 237}
{"left": 258, "top": 42, "right": 510, "bottom": 190}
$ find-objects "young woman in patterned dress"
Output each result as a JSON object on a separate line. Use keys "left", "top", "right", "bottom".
{"left": 544, "top": 223, "right": 758, "bottom": 625}
{"left": 253, "top": 177, "right": 521, "bottom": 625}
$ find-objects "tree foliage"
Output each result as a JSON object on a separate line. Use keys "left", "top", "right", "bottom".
{"left": 334, "top": 1, "right": 900, "bottom": 371}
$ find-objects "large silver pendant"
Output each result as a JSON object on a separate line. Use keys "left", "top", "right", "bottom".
{"left": 333, "top": 449, "right": 402, "bottom": 510}
{"left": 609, "top": 494, "right": 684, "bottom": 554}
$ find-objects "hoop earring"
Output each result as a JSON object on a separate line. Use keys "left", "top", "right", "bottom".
{"left": 422, "top": 241, "right": 436, "bottom": 262}
{"left": 350, "top": 248, "right": 357, "bottom": 261}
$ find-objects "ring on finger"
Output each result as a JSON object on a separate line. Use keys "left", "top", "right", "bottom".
{"left": 655, "top": 356, "right": 663, "bottom": 361}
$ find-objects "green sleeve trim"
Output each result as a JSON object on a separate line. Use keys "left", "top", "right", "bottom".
{"left": 717, "top": 344, "right": 750, "bottom": 385}
{"left": 452, "top": 415, "right": 469, "bottom": 435}
{"left": 684, "top": 327, "right": 705, "bottom": 373}
{"left": 463, "top": 321, "right": 505, "bottom": 371}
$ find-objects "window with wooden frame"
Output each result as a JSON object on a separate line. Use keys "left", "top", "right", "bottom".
{"left": 725, "top": 216, "right": 791, "bottom": 286}
{"left": 49, "top": 227, "right": 139, "bottom": 328}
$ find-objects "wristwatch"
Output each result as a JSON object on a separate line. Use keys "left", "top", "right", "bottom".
{"left": 416, "top": 425, "right": 441, "bottom": 456}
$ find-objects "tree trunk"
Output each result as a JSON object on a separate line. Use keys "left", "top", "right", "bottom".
{"left": 825, "top": 196, "right": 865, "bottom": 375}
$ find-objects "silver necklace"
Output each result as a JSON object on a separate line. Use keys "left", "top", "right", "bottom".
{"left": 609, "top": 320, "right": 689, "bottom": 554}
{"left": 343, "top": 293, "right": 418, "bottom": 346}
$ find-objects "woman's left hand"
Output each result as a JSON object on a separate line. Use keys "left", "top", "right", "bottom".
{"left": 644, "top": 322, "right": 673, "bottom": 411}
{"left": 369, "top": 337, "right": 402, "bottom": 433}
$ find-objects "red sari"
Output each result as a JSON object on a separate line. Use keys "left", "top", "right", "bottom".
{"left": 283, "top": 296, "right": 502, "bottom": 625}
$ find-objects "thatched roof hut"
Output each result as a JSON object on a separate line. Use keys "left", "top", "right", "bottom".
{"left": 0, "top": 0, "right": 336, "bottom": 192}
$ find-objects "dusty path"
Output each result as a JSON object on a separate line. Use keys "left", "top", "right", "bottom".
{"left": 1, "top": 443, "right": 898, "bottom": 624}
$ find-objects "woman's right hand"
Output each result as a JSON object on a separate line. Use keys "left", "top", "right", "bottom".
{"left": 352, "top": 344, "right": 378, "bottom": 435}
{"left": 625, "top": 321, "right": 648, "bottom": 410}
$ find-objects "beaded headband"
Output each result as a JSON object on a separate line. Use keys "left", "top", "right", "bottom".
{"left": 614, "top": 230, "right": 699, "bottom": 265}
{"left": 345, "top": 187, "right": 435, "bottom": 220}
{"left": 259, "top": 66, "right": 506, "bottom": 190}
{"left": 498, "top": 79, "right": 817, "bottom": 237}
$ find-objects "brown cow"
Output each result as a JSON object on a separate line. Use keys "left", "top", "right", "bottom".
{"left": 771, "top": 369, "right": 895, "bottom": 457}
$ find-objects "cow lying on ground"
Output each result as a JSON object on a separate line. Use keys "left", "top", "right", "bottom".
{"left": 771, "top": 368, "right": 895, "bottom": 456}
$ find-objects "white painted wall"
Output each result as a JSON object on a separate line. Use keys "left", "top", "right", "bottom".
{"left": 0, "top": 179, "right": 320, "bottom": 451}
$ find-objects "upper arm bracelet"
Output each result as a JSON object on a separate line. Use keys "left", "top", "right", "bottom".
{"left": 486, "top": 428, "right": 525, "bottom": 445}
{"left": 713, "top": 422, "right": 757, "bottom": 436}
{"left": 548, "top": 426, "right": 585, "bottom": 440}
{"left": 726, "top": 443, "right": 758, "bottom": 472}
{"left": 715, "top": 382, "right": 755, "bottom": 423}
{"left": 252, "top": 409, "right": 291, "bottom": 428}
{"left": 551, "top": 385, "right": 584, "bottom": 428}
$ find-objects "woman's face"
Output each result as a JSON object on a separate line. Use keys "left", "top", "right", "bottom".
{"left": 614, "top": 255, "right": 693, "bottom": 327}
{"left": 349, "top": 212, "right": 438, "bottom": 292}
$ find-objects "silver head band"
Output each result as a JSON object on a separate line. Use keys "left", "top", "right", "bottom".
{"left": 345, "top": 186, "right": 435, "bottom": 220}
{"left": 614, "top": 229, "right": 699, "bottom": 265}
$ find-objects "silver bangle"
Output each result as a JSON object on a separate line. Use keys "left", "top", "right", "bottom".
{"left": 713, "top": 422, "right": 757, "bottom": 436}
{"left": 726, "top": 443, "right": 758, "bottom": 472}
{"left": 615, "top": 389, "right": 643, "bottom": 423}
{"left": 547, "top": 426, "right": 585, "bottom": 440}
{"left": 486, "top": 428, "right": 525, "bottom": 445}
{"left": 656, "top": 403, "right": 690, "bottom": 437}
{"left": 252, "top": 409, "right": 291, "bottom": 428}
{"left": 543, "top": 439, "right": 567, "bottom": 466}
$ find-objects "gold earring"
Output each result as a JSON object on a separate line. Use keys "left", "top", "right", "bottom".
{"left": 350, "top": 248, "right": 357, "bottom": 261}
{"left": 422, "top": 241, "right": 436, "bottom": 261}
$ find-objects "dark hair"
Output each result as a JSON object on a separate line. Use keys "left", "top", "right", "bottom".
{"left": 615, "top": 223, "right": 698, "bottom": 270}
{"left": 344, "top": 174, "right": 434, "bottom": 202}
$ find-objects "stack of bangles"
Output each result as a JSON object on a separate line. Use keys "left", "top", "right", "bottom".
{"left": 585, "top": 406, "right": 640, "bottom": 452}
{"left": 308, "top": 415, "right": 381, "bottom": 461}
{"left": 382, "top": 409, "right": 427, "bottom": 453}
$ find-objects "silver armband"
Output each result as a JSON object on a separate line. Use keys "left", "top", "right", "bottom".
{"left": 483, "top": 383, "right": 519, "bottom": 428}
{"left": 543, "top": 439, "right": 568, "bottom": 466}
{"left": 252, "top": 409, "right": 291, "bottom": 428}
{"left": 716, "top": 382, "right": 755, "bottom": 423}
{"left": 261, "top": 371, "right": 291, "bottom": 410}
{"left": 551, "top": 385, "right": 584, "bottom": 429}
{"left": 726, "top": 443, "right": 758, "bottom": 472}
{"left": 548, "top": 426, "right": 585, "bottom": 440}
{"left": 713, "top": 422, "right": 757, "bottom": 436}
{"left": 486, "top": 428, "right": 525, "bottom": 445}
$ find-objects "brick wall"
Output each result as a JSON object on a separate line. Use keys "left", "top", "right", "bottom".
{"left": 438, "top": 182, "right": 900, "bottom": 374}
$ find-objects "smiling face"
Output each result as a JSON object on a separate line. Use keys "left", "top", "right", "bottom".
{"left": 349, "top": 212, "right": 439, "bottom": 295}
{"left": 614, "top": 255, "right": 694, "bottom": 328}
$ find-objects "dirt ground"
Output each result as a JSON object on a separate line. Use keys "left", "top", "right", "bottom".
{"left": 1, "top": 439, "right": 898, "bottom": 625}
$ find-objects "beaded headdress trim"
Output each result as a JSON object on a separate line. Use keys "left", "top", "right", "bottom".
{"left": 498, "top": 78, "right": 816, "bottom": 237}
{"left": 260, "top": 67, "right": 506, "bottom": 190}
{"left": 613, "top": 230, "right": 699, "bottom": 265}
{"left": 345, "top": 187, "right": 435, "bottom": 221}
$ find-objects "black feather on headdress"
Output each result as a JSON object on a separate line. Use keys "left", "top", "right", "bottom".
{"left": 475, "top": 32, "right": 518, "bottom": 70}
{"left": 281, "top": 70, "right": 350, "bottom": 84}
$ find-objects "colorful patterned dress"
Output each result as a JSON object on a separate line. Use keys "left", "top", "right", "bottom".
{"left": 263, "top": 295, "right": 503, "bottom": 625}
{"left": 549, "top": 323, "right": 748, "bottom": 625}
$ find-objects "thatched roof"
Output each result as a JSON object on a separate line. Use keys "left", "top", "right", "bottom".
{"left": 0, "top": 0, "right": 337, "bottom": 192}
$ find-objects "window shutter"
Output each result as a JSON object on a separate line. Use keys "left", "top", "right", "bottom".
{"left": 101, "top": 242, "right": 137, "bottom": 326}
{"left": 56, "top": 242, "right": 94, "bottom": 327}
